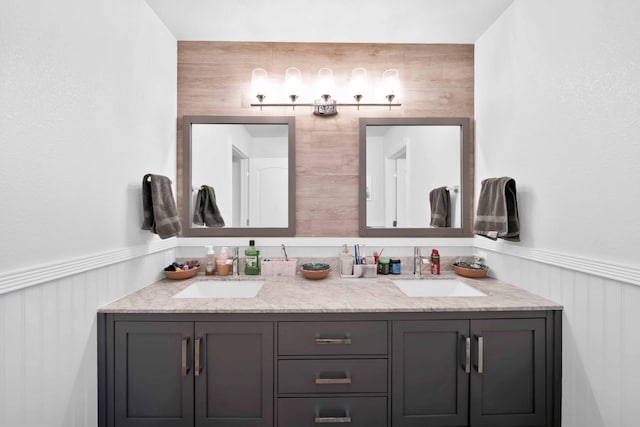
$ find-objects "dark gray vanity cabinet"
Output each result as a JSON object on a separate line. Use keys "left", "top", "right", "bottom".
{"left": 99, "top": 311, "right": 560, "bottom": 427}
{"left": 392, "top": 320, "right": 469, "bottom": 427}
{"left": 277, "top": 321, "right": 390, "bottom": 427}
{"left": 196, "top": 322, "right": 274, "bottom": 427}
{"left": 393, "top": 318, "right": 550, "bottom": 427}
{"left": 114, "top": 321, "right": 194, "bottom": 427}
{"left": 107, "top": 318, "right": 273, "bottom": 427}
{"left": 469, "top": 318, "right": 546, "bottom": 427}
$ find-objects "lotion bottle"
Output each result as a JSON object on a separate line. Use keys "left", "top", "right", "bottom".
{"left": 205, "top": 246, "right": 216, "bottom": 275}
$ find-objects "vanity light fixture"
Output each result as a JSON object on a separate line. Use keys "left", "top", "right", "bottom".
{"left": 250, "top": 67, "right": 402, "bottom": 116}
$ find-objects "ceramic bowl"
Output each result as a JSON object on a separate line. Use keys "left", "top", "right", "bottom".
{"left": 300, "top": 263, "right": 331, "bottom": 280}
{"left": 452, "top": 262, "right": 489, "bottom": 278}
{"left": 164, "top": 267, "right": 200, "bottom": 280}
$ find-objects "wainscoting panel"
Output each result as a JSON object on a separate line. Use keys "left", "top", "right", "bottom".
{"left": 0, "top": 249, "right": 173, "bottom": 427}
{"left": 479, "top": 248, "right": 640, "bottom": 427}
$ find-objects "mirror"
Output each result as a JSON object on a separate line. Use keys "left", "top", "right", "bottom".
{"left": 359, "top": 117, "right": 471, "bottom": 237}
{"left": 182, "top": 116, "right": 295, "bottom": 237}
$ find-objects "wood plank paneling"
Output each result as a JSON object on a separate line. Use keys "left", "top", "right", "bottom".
{"left": 177, "top": 41, "right": 474, "bottom": 236}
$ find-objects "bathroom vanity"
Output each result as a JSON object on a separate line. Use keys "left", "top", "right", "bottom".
{"left": 97, "top": 274, "right": 562, "bottom": 427}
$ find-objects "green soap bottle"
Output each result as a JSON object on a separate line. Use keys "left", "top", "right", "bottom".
{"left": 244, "top": 239, "right": 260, "bottom": 275}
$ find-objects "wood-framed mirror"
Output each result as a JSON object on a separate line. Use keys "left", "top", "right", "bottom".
{"left": 359, "top": 117, "right": 472, "bottom": 237}
{"left": 181, "top": 115, "right": 296, "bottom": 237}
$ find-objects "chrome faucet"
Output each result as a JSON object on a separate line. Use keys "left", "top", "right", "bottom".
{"left": 231, "top": 247, "right": 239, "bottom": 276}
{"left": 414, "top": 247, "right": 427, "bottom": 276}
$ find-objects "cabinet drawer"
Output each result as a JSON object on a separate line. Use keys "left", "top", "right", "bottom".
{"left": 278, "top": 397, "right": 387, "bottom": 427}
{"left": 278, "top": 321, "right": 388, "bottom": 355}
{"left": 279, "top": 359, "right": 388, "bottom": 394}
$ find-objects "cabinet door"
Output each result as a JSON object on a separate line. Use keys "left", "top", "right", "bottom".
{"left": 114, "top": 321, "right": 194, "bottom": 427}
{"left": 470, "top": 319, "right": 546, "bottom": 427}
{"left": 195, "top": 322, "right": 274, "bottom": 427}
{"left": 392, "top": 320, "right": 469, "bottom": 427}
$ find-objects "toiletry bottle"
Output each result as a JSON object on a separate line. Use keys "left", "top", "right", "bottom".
{"left": 217, "top": 247, "right": 230, "bottom": 276}
{"left": 431, "top": 249, "right": 440, "bottom": 275}
{"left": 205, "top": 246, "right": 216, "bottom": 275}
{"left": 390, "top": 259, "right": 401, "bottom": 275}
{"left": 244, "top": 240, "right": 260, "bottom": 275}
{"left": 378, "top": 258, "right": 390, "bottom": 275}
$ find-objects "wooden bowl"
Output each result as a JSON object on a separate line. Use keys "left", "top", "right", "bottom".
{"left": 300, "top": 263, "right": 331, "bottom": 280}
{"left": 164, "top": 267, "right": 200, "bottom": 280}
{"left": 452, "top": 262, "right": 489, "bottom": 278}
{"left": 300, "top": 268, "right": 331, "bottom": 280}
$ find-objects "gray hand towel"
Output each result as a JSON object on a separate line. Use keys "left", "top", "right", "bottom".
{"left": 193, "top": 185, "right": 225, "bottom": 227}
{"left": 429, "top": 186, "right": 451, "bottom": 227}
{"left": 474, "top": 176, "right": 520, "bottom": 241}
{"left": 141, "top": 174, "right": 181, "bottom": 239}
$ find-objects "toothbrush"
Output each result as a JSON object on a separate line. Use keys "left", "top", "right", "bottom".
{"left": 281, "top": 244, "right": 289, "bottom": 261}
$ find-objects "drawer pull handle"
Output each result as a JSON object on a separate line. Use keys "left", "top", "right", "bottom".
{"left": 181, "top": 337, "right": 189, "bottom": 377}
{"left": 315, "top": 338, "right": 352, "bottom": 345}
{"left": 315, "top": 376, "right": 352, "bottom": 385}
{"left": 314, "top": 417, "right": 352, "bottom": 424}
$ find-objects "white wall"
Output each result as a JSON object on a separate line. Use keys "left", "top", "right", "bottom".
{"left": 0, "top": 0, "right": 177, "bottom": 426}
{"left": 0, "top": 0, "right": 177, "bottom": 271}
{"left": 475, "top": 0, "right": 640, "bottom": 267}
{"left": 476, "top": 0, "right": 640, "bottom": 426}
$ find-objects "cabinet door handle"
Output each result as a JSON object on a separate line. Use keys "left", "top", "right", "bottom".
{"left": 476, "top": 335, "right": 484, "bottom": 374}
{"left": 181, "top": 337, "right": 190, "bottom": 377}
{"left": 194, "top": 338, "right": 202, "bottom": 377}
{"left": 464, "top": 336, "right": 471, "bottom": 374}
{"left": 315, "top": 338, "right": 352, "bottom": 345}
{"left": 314, "top": 417, "right": 352, "bottom": 424}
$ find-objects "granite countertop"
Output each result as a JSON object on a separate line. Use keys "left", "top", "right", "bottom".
{"left": 98, "top": 270, "right": 562, "bottom": 313}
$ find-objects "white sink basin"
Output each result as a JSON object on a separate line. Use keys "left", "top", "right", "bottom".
{"left": 172, "top": 281, "right": 264, "bottom": 299}
{"left": 392, "top": 279, "right": 487, "bottom": 297}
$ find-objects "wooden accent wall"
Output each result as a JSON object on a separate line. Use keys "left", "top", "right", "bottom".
{"left": 178, "top": 42, "right": 473, "bottom": 237}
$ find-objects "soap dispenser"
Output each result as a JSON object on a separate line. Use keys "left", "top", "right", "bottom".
{"left": 205, "top": 246, "right": 216, "bottom": 275}
{"left": 244, "top": 240, "right": 260, "bottom": 275}
{"left": 217, "top": 247, "right": 230, "bottom": 276}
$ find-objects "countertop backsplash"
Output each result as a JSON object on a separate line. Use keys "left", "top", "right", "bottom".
{"left": 175, "top": 255, "right": 477, "bottom": 277}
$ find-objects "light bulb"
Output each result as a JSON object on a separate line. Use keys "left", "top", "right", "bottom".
{"left": 251, "top": 68, "right": 268, "bottom": 99}
{"left": 284, "top": 67, "right": 301, "bottom": 103}
{"left": 316, "top": 68, "right": 335, "bottom": 100}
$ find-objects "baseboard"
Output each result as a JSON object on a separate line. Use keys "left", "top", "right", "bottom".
{"left": 0, "top": 238, "right": 177, "bottom": 295}
{"left": 474, "top": 237, "right": 640, "bottom": 287}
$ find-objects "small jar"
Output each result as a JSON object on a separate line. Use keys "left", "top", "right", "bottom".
{"left": 390, "top": 259, "right": 401, "bottom": 275}
{"left": 216, "top": 261, "right": 231, "bottom": 276}
{"left": 378, "top": 258, "right": 390, "bottom": 275}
